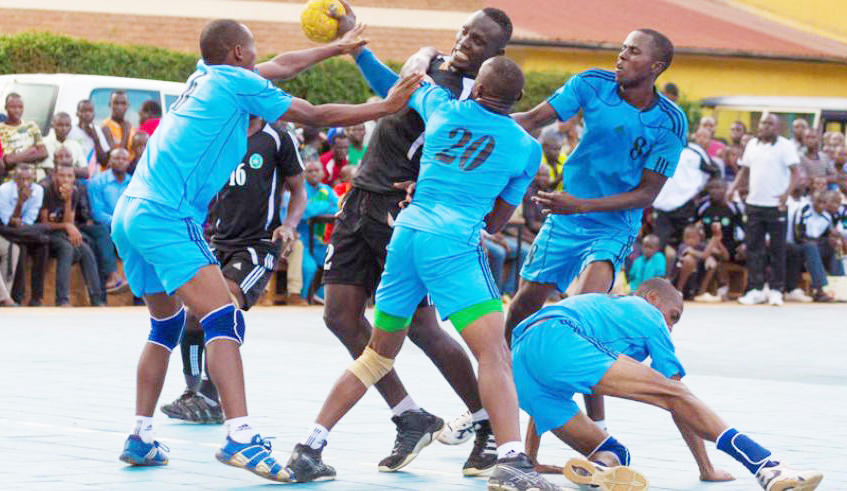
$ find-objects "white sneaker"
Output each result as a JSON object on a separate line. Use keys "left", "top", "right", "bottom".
{"left": 563, "top": 457, "right": 648, "bottom": 491}
{"left": 738, "top": 289, "right": 766, "bottom": 305}
{"left": 693, "top": 292, "right": 722, "bottom": 303}
{"left": 436, "top": 411, "right": 474, "bottom": 445}
{"left": 784, "top": 288, "right": 813, "bottom": 303}
{"left": 756, "top": 461, "right": 823, "bottom": 491}
{"left": 768, "top": 290, "right": 784, "bottom": 306}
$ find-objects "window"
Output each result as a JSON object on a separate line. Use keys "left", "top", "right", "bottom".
{"left": 0, "top": 82, "right": 59, "bottom": 134}
{"left": 89, "top": 88, "right": 161, "bottom": 128}
{"left": 164, "top": 94, "right": 178, "bottom": 112}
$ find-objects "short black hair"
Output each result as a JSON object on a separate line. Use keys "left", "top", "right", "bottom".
{"left": 480, "top": 56, "right": 524, "bottom": 102}
{"left": 77, "top": 99, "right": 92, "bottom": 110}
{"left": 141, "top": 100, "right": 162, "bottom": 118}
{"left": 637, "top": 28, "right": 674, "bottom": 72}
{"left": 200, "top": 19, "right": 251, "bottom": 65}
{"left": 662, "top": 82, "right": 679, "bottom": 97}
{"left": 5, "top": 92, "right": 21, "bottom": 104}
{"left": 482, "top": 8, "right": 513, "bottom": 46}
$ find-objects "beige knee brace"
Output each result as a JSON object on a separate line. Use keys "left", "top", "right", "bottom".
{"left": 347, "top": 347, "right": 394, "bottom": 387}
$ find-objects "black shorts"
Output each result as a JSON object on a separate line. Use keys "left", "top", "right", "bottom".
{"left": 213, "top": 243, "right": 277, "bottom": 310}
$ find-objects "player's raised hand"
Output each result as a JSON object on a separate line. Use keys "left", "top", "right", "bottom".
{"left": 272, "top": 224, "right": 298, "bottom": 257}
{"left": 332, "top": 0, "right": 358, "bottom": 38}
{"left": 533, "top": 190, "right": 582, "bottom": 215}
{"left": 331, "top": 22, "right": 368, "bottom": 54}
{"left": 384, "top": 71, "right": 424, "bottom": 113}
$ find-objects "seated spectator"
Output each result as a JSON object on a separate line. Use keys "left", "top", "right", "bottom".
{"left": 0, "top": 93, "right": 48, "bottom": 175}
{"left": 39, "top": 159, "right": 104, "bottom": 306}
{"left": 102, "top": 90, "right": 135, "bottom": 160}
{"left": 794, "top": 190, "right": 844, "bottom": 302}
{"left": 0, "top": 234, "right": 19, "bottom": 306}
{"left": 298, "top": 160, "right": 338, "bottom": 302}
{"left": 675, "top": 224, "right": 727, "bottom": 300}
{"left": 521, "top": 164, "right": 551, "bottom": 242}
{"left": 138, "top": 100, "right": 162, "bottom": 137}
{"left": 696, "top": 178, "right": 746, "bottom": 300}
{"left": 627, "top": 234, "right": 665, "bottom": 291}
{"left": 127, "top": 131, "right": 149, "bottom": 175}
{"left": 345, "top": 123, "right": 367, "bottom": 167}
{"left": 88, "top": 148, "right": 132, "bottom": 227}
{"left": 67, "top": 99, "right": 111, "bottom": 173}
{"left": 333, "top": 165, "right": 355, "bottom": 201}
{"left": 320, "top": 128, "right": 348, "bottom": 186}
{"left": 41, "top": 112, "right": 88, "bottom": 180}
{"left": 277, "top": 189, "right": 308, "bottom": 306}
{"left": 800, "top": 129, "right": 837, "bottom": 186}
{"left": 784, "top": 170, "right": 813, "bottom": 302}
{"left": 539, "top": 125, "right": 566, "bottom": 190}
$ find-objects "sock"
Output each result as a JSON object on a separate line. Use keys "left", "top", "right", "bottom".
{"left": 301, "top": 424, "right": 329, "bottom": 450}
{"left": 390, "top": 395, "right": 419, "bottom": 417}
{"left": 497, "top": 441, "right": 523, "bottom": 459}
{"left": 716, "top": 428, "right": 776, "bottom": 474}
{"left": 180, "top": 329, "right": 204, "bottom": 390}
{"left": 471, "top": 408, "right": 489, "bottom": 423}
{"left": 226, "top": 416, "right": 256, "bottom": 444}
{"left": 132, "top": 416, "right": 154, "bottom": 444}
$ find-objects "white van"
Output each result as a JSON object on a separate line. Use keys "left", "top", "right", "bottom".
{"left": 0, "top": 73, "right": 187, "bottom": 134}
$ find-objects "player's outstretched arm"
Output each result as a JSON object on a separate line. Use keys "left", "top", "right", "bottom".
{"left": 512, "top": 101, "right": 559, "bottom": 135}
{"left": 484, "top": 197, "right": 518, "bottom": 234}
{"left": 280, "top": 71, "right": 423, "bottom": 127}
{"left": 533, "top": 169, "right": 667, "bottom": 215}
{"left": 257, "top": 24, "right": 368, "bottom": 81}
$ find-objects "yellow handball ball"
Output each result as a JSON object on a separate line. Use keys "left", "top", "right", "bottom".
{"left": 300, "top": 0, "right": 346, "bottom": 43}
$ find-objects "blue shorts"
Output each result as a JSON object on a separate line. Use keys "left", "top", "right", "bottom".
{"left": 512, "top": 316, "right": 618, "bottom": 435}
{"left": 375, "top": 227, "right": 499, "bottom": 321}
{"left": 111, "top": 196, "right": 218, "bottom": 297}
{"left": 521, "top": 216, "right": 634, "bottom": 292}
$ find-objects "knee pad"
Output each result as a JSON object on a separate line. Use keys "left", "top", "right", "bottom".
{"left": 147, "top": 307, "right": 186, "bottom": 352}
{"left": 590, "top": 435, "right": 630, "bottom": 466}
{"left": 347, "top": 347, "right": 394, "bottom": 388}
{"left": 201, "top": 304, "right": 246, "bottom": 345}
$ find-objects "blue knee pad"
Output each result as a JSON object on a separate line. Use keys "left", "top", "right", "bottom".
{"left": 147, "top": 308, "right": 186, "bottom": 351}
{"left": 201, "top": 304, "right": 246, "bottom": 345}
{"left": 593, "top": 435, "right": 630, "bottom": 466}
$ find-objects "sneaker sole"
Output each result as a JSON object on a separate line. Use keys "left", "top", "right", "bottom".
{"left": 563, "top": 457, "right": 648, "bottom": 491}
{"left": 216, "top": 450, "right": 296, "bottom": 482}
{"left": 768, "top": 474, "right": 823, "bottom": 491}
{"left": 378, "top": 421, "right": 445, "bottom": 472}
{"left": 119, "top": 453, "right": 167, "bottom": 466}
{"left": 463, "top": 464, "right": 496, "bottom": 477}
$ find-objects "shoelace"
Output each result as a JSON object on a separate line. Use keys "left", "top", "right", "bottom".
{"left": 153, "top": 441, "right": 170, "bottom": 453}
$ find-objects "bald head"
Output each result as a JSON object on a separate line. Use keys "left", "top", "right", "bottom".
{"left": 200, "top": 19, "right": 254, "bottom": 65}
{"left": 635, "top": 278, "right": 683, "bottom": 328}
{"left": 471, "top": 56, "right": 524, "bottom": 113}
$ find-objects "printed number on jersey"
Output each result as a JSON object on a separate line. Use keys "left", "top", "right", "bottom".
{"left": 433, "top": 128, "right": 495, "bottom": 171}
{"left": 229, "top": 163, "right": 247, "bottom": 187}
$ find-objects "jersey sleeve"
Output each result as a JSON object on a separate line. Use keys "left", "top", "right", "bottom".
{"left": 500, "top": 139, "right": 542, "bottom": 206}
{"left": 236, "top": 71, "right": 293, "bottom": 123}
{"left": 277, "top": 129, "right": 305, "bottom": 178}
{"left": 546, "top": 73, "right": 588, "bottom": 122}
{"left": 408, "top": 84, "right": 451, "bottom": 122}
{"left": 644, "top": 125, "right": 687, "bottom": 178}
{"left": 643, "top": 309, "right": 685, "bottom": 379}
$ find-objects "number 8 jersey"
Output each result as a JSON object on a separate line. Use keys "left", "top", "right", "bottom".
{"left": 394, "top": 84, "right": 541, "bottom": 244}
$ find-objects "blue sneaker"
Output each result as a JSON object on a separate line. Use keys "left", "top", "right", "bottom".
{"left": 216, "top": 434, "right": 290, "bottom": 482}
{"left": 119, "top": 435, "right": 169, "bottom": 466}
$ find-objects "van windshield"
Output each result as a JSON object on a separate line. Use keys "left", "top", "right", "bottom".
{"left": 0, "top": 82, "right": 59, "bottom": 134}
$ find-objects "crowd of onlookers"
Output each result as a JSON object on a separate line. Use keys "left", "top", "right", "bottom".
{"left": 2, "top": 85, "right": 846, "bottom": 307}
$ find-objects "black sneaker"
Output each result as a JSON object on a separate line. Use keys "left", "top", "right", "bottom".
{"left": 283, "top": 443, "right": 336, "bottom": 482}
{"left": 488, "top": 453, "right": 561, "bottom": 491}
{"left": 378, "top": 408, "right": 444, "bottom": 472}
{"left": 160, "top": 390, "right": 224, "bottom": 424}
{"left": 463, "top": 420, "right": 497, "bottom": 476}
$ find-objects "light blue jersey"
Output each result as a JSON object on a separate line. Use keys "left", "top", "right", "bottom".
{"left": 395, "top": 84, "right": 541, "bottom": 244}
{"left": 547, "top": 69, "right": 687, "bottom": 235}
{"left": 125, "top": 60, "right": 293, "bottom": 221}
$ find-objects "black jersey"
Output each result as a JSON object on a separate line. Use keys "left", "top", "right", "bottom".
{"left": 352, "top": 57, "right": 475, "bottom": 201}
{"left": 697, "top": 199, "right": 745, "bottom": 252}
{"left": 211, "top": 123, "right": 304, "bottom": 250}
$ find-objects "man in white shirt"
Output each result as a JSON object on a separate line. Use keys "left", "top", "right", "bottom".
{"left": 66, "top": 100, "right": 110, "bottom": 175}
{"left": 40, "top": 112, "right": 88, "bottom": 180}
{"left": 728, "top": 113, "right": 800, "bottom": 306}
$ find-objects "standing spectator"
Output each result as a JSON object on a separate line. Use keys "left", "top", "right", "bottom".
{"left": 722, "top": 144, "right": 742, "bottom": 182}
{"left": 626, "top": 234, "right": 665, "bottom": 292}
{"left": 662, "top": 82, "right": 679, "bottom": 102}
{"left": 539, "top": 125, "right": 566, "bottom": 191}
{"left": 0, "top": 233, "right": 17, "bottom": 306}
{"left": 800, "top": 129, "right": 836, "bottom": 185}
{"left": 696, "top": 179, "right": 746, "bottom": 300}
{"left": 729, "top": 113, "right": 800, "bottom": 306}
{"left": 794, "top": 190, "right": 843, "bottom": 302}
{"left": 791, "top": 118, "right": 809, "bottom": 151}
{"left": 67, "top": 99, "right": 111, "bottom": 173}
{"left": 137, "top": 100, "right": 162, "bottom": 137}
{"left": 0, "top": 93, "right": 48, "bottom": 174}
{"left": 784, "top": 171, "right": 813, "bottom": 303}
{"left": 127, "top": 132, "right": 149, "bottom": 175}
{"left": 345, "top": 123, "right": 367, "bottom": 167}
{"left": 319, "top": 129, "right": 348, "bottom": 186}
{"left": 698, "top": 116, "right": 725, "bottom": 158}
{"left": 298, "top": 160, "right": 338, "bottom": 301}
{"left": 728, "top": 121, "right": 746, "bottom": 146}
{"left": 39, "top": 159, "right": 104, "bottom": 306}
{"left": 102, "top": 90, "right": 135, "bottom": 159}
{"left": 41, "top": 112, "right": 88, "bottom": 180}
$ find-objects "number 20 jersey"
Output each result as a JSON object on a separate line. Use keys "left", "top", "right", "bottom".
{"left": 548, "top": 69, "right": 687, "bottom": 236}
{"left": 394, "top": 84, "right": 541, "bottom": 245}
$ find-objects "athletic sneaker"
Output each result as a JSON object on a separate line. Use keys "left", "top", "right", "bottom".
{"left": 693, "top": 292, "right": 722, "bottom": 303}
{"left": 160, "top": 390, "right": 224, "bottom": 424}
{"left": 768, "top": 290, "right": 784, "bottom": 306}
{"left": 378, "top": 409, "right": 444, "bottom": 472}
{"left": 463, "top": 420, "right": 497, "bottom": 476}
{"left": 738, "top": 289, "right": 766, "bottom": 305}
{"left": 282, "top": 443, "right": 336, "bottom": 482}
{"left": 785, "top": 288, "right": 813, "bottom": 303}
{"left": 487, "top": 453, "right": 560, "bottom": 491}
{"left": 756, "top": 461, "right": 823, "bottom": 491}
{"left": 438, "top": 410, "right": 475, "bottom": 445}
{"left": 119, "top": 435, "right": 169, "bottom": 466}
{"left": 216, "top": 434, "right": 289, "bottom": 482}
{"left": 563, "top": 456, "right": 648, "bottom": 491}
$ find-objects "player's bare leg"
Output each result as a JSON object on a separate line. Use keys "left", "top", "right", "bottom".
{"left": 135, "top": 293, "right": 183, "bottom": 418}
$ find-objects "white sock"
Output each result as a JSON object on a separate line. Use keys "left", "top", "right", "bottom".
{"left": 593, "top": 419, "right": 607, "bottom": 432}
{"left": 390, "top": 395, "right": 419, "bottom": 417}
{"left": 132, "top": 416, "right": 154, "bottom": 444}
{"left": 226, "top": 416, "right": 257, "bottom": 444}
{"left": 471, "top": 408, "right": 489, "bottom": 423}
{"left": 301, "top": 423, "right": 329, "bottom": 450}
{"left": 497, "top": 441, "right": 523, "bottom": 459}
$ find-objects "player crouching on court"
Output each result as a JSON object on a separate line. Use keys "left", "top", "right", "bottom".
{"left": 511, "top": 278, "right": 823, "bottom": 491}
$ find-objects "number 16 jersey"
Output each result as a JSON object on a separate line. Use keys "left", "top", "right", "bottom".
{"left": 395, "top": 84, "right": 541, "bottom": 245}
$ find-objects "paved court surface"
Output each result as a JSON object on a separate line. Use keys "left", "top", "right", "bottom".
{"left": 1, "top": 303, "right": 844, "bottom": 490}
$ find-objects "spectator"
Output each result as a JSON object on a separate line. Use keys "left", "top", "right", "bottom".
{"left": 87, "top": 148, "right": 132, "bottom": 227}
{"left": 41, "top": 112, "right": 88, "bottom": 180}
{"left": 67, "top": 99, "right": 111, "bottom": 173}
{"left": 729, "top": 113, "right": 800, "bottom": 306}
{"left": 834, "top": 146, "right": 847, "bottom": 193}
{"left": 784, "top": 170, "right": 813, "bottom": 303}
{"left": 102, "top": 90, "right": 135, "bottom": 159}
{"left": 0, "top": 93, "right": 48, "bottom": 175}
{"left": 799, "top": 128, "right": 837, "bottom": 185}
{"left": 127, "top": 131, "right": 149, "bottom": 175}
{"left": 722, "top": 144, "right": 742, "bottom": 182}
{"left": 521, "top": 164, "right": 551, "bottom": 242}
{"left": 794, "top": 190, "right": 843, "bottom": 302}
{"left": 39, "top": 159, "right": 104, "bottom": 306}
{"left": 539, "top": 125, "right": 566, "bottom": 191}
{"left": 739, "top": 132, "right": 754, "bottom": 151}
{"left": 277, "top": 189, "right": 308, "bottom": 306}
{"left": 298, "top": 160, "right": 338, "bottom": 302}
{"left": 333, "top": 164, "right": 355, "bottom": 200}
{"left": 345, "top": 123, "right": 367, "bottom": 167}
{"left": 729, "top": 121, "right": 746, "bottom": 146}
{"left": 0, "top": 233, "right": 17, "bottom": 306}
{"left": 791, "top": 118, "right": 809, "bottom": 151}
{"left": 698, "top": 116, "right": 725, "bottom": 158}
{"left": 696, "top": 178, "right": 746, "bottom": 300}
{"left": 137, "top": 100, "right": 162, "bottom": 137}
{"left": 662, "top": 82, "right": 679, "bottom": 102}
{"left": 627, "top": 234, "right": 665, "bottom": 291}
{"left": 320, "top": 129, "right": 348, "bottom": 186}
{"left": 299, "top": 125, "right": 323, "bottom": 163}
